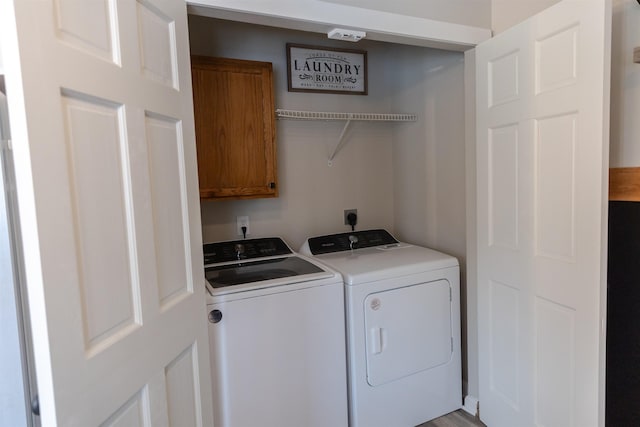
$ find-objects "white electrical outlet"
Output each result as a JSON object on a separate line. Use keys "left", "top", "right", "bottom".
{"left": 236, "top": 216, "right": 250, "bottom": 237}
{"left": 344, "top": 209, "right": 358, "bottom": 225}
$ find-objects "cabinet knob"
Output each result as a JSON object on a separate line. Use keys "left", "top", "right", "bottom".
{"left": 269, "top": 182, "right": 276, "bottom": 189}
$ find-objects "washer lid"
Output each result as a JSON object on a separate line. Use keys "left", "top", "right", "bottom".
{"left": 204, "top": 237, "right": 340, "bottom": 298}
{"left": 206, "top": 256, "right": 325, "bottom": 287}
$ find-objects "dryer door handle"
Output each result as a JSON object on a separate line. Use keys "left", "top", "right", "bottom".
{"left": 369, "top": 327, "right": 386, "bottom": 355}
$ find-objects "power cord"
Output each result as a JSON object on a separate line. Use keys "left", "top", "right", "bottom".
{"left": 347, "top": 212, "right": 357, "bottom": 231}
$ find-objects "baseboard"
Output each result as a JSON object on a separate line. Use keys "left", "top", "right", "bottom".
{"left": 462, "top": 395, "right": 479, "bottom": 417}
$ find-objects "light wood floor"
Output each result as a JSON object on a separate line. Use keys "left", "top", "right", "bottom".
{"left": 417, "top": 410, "right": 487, "bottom": 427}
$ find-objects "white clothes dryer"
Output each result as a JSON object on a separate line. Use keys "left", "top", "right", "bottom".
{"left": 300, "top": 229, "right": 462, "bottom": 427}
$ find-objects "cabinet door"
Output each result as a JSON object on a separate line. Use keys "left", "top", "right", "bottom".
{"left": 191, "top": 57, "right": 277, "bottom": 200}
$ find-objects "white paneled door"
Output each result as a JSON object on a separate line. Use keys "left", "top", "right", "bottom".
{"left": 476, "top": 1, "right": 610, "bottom": 426}
{"left": 1, "top": 0, "right": 213, "bottom": 425}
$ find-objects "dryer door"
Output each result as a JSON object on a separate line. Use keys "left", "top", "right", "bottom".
{"left": 364, "top": 279, "right": 452, "bottom": 386}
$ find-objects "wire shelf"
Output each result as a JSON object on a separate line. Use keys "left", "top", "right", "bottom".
{"left": 275, "top": 108, "right": 417, "bottom": 165}
{"left": 275, "top": 109, "right": 417, "bottom": 122}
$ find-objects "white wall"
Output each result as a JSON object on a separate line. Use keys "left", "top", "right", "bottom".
{"left": 189, "top": 14, "right": 467, "bottom": 241}
{"left": 610, "top": 0, "right": 640, "bottom": 167}
{"left": 0, "top": 91, "right": 29, "bottom": 427}
{"left": 491, "top": 0, "right": 559, "bottom": 34}
{"left": 391, "top": 49, "right": 466, "bottom": 257}
{"left": 389, "top": 43, "right": 469, "bottom": 392}
{"left": 189, "top": 17, "right": 397, "bottom": 248}
{"left": 320, "top": 0, "right": 491, "bottom": 28}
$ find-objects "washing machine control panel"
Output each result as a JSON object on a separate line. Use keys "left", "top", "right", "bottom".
{"left": 307, "top": 229, "right": 398, "bottom": 255}
{"left": 203, "top": 237, "right": 292, "bottom": 264}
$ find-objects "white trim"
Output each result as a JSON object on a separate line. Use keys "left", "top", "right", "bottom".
{"left": 462, "top": 395, "right": 479, "bottom": 417}
{"left": 187, "top": 0, "right": 491, "bottom": 51}
{"left": 464, "top": 48, "right": 480, "bottom": 404}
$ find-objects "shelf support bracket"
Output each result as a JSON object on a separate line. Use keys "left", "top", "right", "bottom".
{"left": 328, "top": 118, "right": 352, "bottom": 167}
{"left": 274, "top": 109, "right": 417, "bottom": 167}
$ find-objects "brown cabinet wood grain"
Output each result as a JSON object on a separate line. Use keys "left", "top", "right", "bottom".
{"left": 610, "top": 167, "right": 640, "bottom": 201}
{"left": 191, "top": 56, "right": 277, "bottom": 200}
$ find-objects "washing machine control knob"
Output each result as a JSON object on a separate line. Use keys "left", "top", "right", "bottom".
{"left": 234, "top": 244, "right": 245, "bottom": 259}
{"left": 349, "top": 235, "right": 358, "bottom": 250}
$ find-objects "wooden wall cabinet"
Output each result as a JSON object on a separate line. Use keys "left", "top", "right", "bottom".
{"left": 191, "top": 56, "right": 277, "bottom": 200}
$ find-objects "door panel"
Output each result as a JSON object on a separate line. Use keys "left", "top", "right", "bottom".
{"left": 488, "top": 280, "right": 520, "bottom": 411}
{"left": 145, "top": 113, "right": 192, "bottom": 308}
{"left": 137, "top": 0, "right": 180, "bottom": 89}
{"left": 534, "top": 113, "right": 577, "bottom": 262}
{"left": 62, "top": 92, "right": 140, "bottom": 353}
{"left": 55, "top": 0, "right": 118, "bottom": 64}
{"left": 1, "top": 0, "right": 213, "bottom": 425}
{"left": 476, "top": 1, "right": 610, "bottom": 426}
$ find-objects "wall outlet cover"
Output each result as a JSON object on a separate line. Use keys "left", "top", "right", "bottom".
{"left": 236, "top": 216, "right": 250, "bottom": 236}
{"left": 344, "top": 209, "right": 357, "bottom": 225}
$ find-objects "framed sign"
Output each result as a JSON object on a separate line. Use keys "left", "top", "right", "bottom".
{"left": 286, "top": 43, "right": 367, "bottom": 95}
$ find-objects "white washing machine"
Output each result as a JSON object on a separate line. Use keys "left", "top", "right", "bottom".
{"left": 204, "top": 237, "right": 348, "bottom": 427}
{"left": 300, "top": 229, "right": 462, "bottom": 427}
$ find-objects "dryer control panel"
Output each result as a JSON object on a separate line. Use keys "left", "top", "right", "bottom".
{"left": 307, "top": 229, "right": 398, "bottom": 255}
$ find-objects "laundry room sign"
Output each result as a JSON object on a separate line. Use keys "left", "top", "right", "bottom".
{"left": 286, "top": 43, "right": 368, "bottom": 95}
